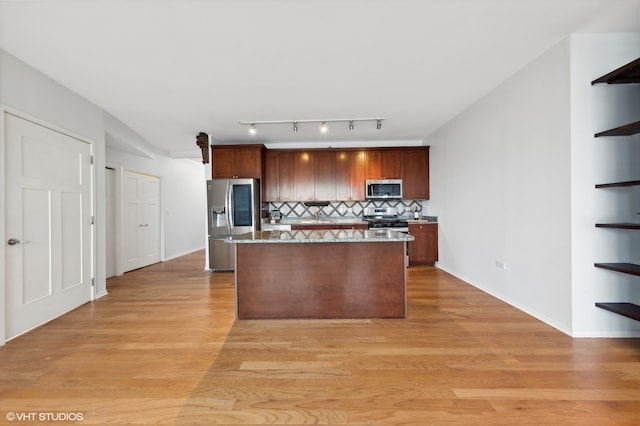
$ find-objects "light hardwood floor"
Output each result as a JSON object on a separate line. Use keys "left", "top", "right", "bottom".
{"left": 1, "top": 250, "right": 639, "bottom": 425}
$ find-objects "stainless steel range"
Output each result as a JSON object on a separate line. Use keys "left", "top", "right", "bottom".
{"left": 362, "top": 206, "right": 409, "bottom": 232}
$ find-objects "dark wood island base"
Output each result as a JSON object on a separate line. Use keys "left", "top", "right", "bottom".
{"left": 234, "top": 239, "right": 408, "bottom": 319}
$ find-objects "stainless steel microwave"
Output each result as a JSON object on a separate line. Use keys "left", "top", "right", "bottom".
{"left": 365, "top": 179, "right": 403, "bottom": 199}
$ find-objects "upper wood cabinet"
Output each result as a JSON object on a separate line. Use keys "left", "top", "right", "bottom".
{"left": 365, "top": 149, "right": 402, "bottom": 179}
{"left": 315, "top": 151, "right": 337, "bottom": 201}
{"left": 264, "top": 150, "right": 293, "bottom": 202}
{"left": 235, "top": 145, "right": 429, "bottom": 202}
{"left": 336, "top": 150, "right": 366, "bottom": 201}
{"left": 292, "top": 150, "right": 337, "bottom": 201}
{"left": 402, "top": 147, "right": 430, "bottom": 200}
{"left": 212, "top": 144, "right": 264, "bottom": 179}
{"left": 293, "top": 152, "right": 316, "bottom": 201}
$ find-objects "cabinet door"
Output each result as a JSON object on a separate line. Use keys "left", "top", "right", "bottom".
{"left": 264, "top": 151, "right": 294, "bottom": 202}
{"left": 293, "top": 151, "right": 315, "bottom": 201}
{"left": 234, "top": 146, "right": 263, "bottom": 179}
{"left": 365, "top": 150, "right": 402, "bottom": 179}
{"left": 212, "top": 145, "right": 263, "bottom": 179}
{"left": 408, "top": 223, "right": 438, "bottom": 265}
{"left": 336, "top": 151, "right": 366, "bottom": 201}
{"left": 212, "top": 147, "right": 235, "bottom": 178}
{"left": 364, "top": 151, "right": 381, "bottom": 179}
{"left": 381, "top": 150, "right": 402, "bottom": 179}
{"left": 349, "top": 151, "right": 366, "bottom": 200}
{"left": 278, "top": 151, "right": 294, "bottom": 201}
{"left": 263, "top": 151, "right": 280, "bottom": 201}
{"left": 315, "top": 151, "right": 336, "bottom": 201}
{"left": 336, "top": 151, "right": 351, "bottom": 201}
{"left": 402, "top": 148, "right": 429, "bottom": 199}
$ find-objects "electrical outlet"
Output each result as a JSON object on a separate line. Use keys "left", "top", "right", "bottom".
{"left": 495, "top": 260, "right": 507, "bottom": 270}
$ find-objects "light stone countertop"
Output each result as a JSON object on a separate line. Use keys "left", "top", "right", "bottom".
{"left": 278, "top": 217, "right": 368, "bottom": 225}
{"left": 227, "top": 229, "right": 414, "bottom": 244}
{"left": 405, "top": 219, "right": 438, "bottom": 224}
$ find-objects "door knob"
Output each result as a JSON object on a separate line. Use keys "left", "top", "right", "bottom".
{"left": 7, "top": 238, "right": 29, "bottom": 245}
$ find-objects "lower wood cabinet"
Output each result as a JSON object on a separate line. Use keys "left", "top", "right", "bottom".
{"left": 408, "top": 223, "right": 438, "bottom": 266}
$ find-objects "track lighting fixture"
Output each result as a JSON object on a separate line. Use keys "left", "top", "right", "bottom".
{"left": 239, "top": 118, "right": 384, "bottom": 135}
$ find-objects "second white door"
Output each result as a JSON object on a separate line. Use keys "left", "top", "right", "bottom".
{"left": 123, "top": 170, "right": 161, "bottom": 272}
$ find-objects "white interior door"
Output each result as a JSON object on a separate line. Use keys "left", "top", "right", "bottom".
{"left": 5, "top": 113, "right": 92, "bottom": 339}
{"left": 141, "top": 176, "right": 160, "bottom": 267}
{"left": 105, "top": 167, "right": 116, "bottom": 278}
{"left": 123, "top": 170, "right": 160, "bottom": 272}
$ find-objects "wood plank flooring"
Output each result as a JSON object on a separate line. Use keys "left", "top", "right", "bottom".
{"left": 1, "top": 250, "right": 639, "bottom": 424}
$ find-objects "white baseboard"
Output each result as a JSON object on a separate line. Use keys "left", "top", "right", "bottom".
{"left": 434, "top": 263, "right": 573, "bottom": 336}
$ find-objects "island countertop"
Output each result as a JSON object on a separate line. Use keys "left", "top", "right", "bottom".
{"left": 228, "top": 229, "right": 414, "bottom": 244}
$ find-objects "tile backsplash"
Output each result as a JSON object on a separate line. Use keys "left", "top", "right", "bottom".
{"left": 266, "top": 200, "right": 426, "bottom": 219}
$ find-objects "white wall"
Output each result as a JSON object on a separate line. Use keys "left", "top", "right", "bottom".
{"left": 429, "top": 39, "right": 574, "bottom": 334}
{"left": 570, "top": 33, "right": 640, "bottom": 337}
{"left": 430, "top": 33, "right": 640, "bottom": 337}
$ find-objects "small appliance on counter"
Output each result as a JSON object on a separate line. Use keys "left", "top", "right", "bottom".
{"left": 269, "top": 209, "right": 282, "bottom": 223}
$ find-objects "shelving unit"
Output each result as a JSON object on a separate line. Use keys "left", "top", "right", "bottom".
{"left": 591, "top": 57, "right": 640, "bottom": 323}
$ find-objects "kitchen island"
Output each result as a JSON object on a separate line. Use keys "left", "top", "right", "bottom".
{"left": 227, "top": 229, "right": 414, "bottom": 319}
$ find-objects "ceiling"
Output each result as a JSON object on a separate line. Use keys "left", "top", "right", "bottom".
{"left": 1, "top": 0, "right": 639, "bottom": 157}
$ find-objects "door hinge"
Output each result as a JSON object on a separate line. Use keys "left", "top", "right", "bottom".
{"left": 90, "top": 155, "right": 94, "bottom": 165}
{"left": 91, "top": 278, "right": 95, "bottom": 287}
{"left": 91, "top": 216, "right": 95, "bottom": 225}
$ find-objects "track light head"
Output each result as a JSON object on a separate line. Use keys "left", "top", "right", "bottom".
{"left": 349, "top": 121, "right": 354, "bottom": 131}
{"left": 376, "top": 119, "right": 382, "bottom": 130}
{"left": 293, "top": 122, "right": 298, "bottom": 132}
{"left": 320, "top": 122, "right": 328, "bottom": 133}
{"left": 249, "top": 123, "right": 256, "bottom": 135}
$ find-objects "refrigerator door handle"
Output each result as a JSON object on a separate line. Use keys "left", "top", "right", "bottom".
{"left": 226, "top": 182, "right": 233, "bottom": 234}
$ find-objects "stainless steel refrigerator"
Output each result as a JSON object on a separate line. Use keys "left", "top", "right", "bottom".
{"left": 207, "top": 178, "right": 260, "bottom": 271}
